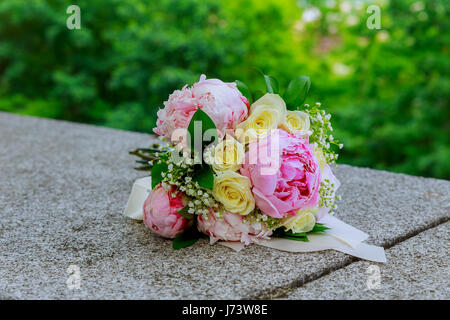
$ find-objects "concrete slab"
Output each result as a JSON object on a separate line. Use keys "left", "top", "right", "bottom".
{"left": 282, "top": 222, "right": 449, "bottom": 300}
{"left": 0, "top": 112, "right": 449, "bottom": 299}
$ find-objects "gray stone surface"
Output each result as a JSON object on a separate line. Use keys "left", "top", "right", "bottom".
{"left": 282, "top": 222, "right": 450, "bottom": 300}
{"left": 0, "top": 112, "right": 449, "bottom": 299}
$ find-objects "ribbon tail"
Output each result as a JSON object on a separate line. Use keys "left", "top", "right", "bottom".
{"left": 123, "top": 176, "right": 152, "bottom": 220}
{"left": 319, "top": 214, "right": 368, "bottom": 248}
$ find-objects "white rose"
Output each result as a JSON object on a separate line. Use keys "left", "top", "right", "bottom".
{"left": 281, "top": 208, "right": 317, "bottom": 233}
{"left": 212, "top": 171, "right": 255, "bottom": 215}
{"left": 236, "top": 93, "right": 287, "bottom": 143}
{"left": 280, "top": 110, "right": 311, "bottom": 136}
{"left": 212, "top": 136, "right": 245, "bottom": 172}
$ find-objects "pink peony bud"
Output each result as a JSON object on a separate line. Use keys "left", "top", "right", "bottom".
{"left": 143, "top": 184, "right": 191, "bottom": 239}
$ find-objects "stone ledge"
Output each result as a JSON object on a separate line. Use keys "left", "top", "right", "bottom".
{"left": 281, "top": 222, "right": 449, "bottom": 300}
{"left": 0, "top": 112, "right": 448, "bottom": 299}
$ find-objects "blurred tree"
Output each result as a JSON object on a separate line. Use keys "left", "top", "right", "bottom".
{"left": 0, "top": 0, "right": 448, "bottom": 179}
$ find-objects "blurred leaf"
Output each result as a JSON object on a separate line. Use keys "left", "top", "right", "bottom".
{"left": 151, "top": 161, "right": 168, "bottom": 189}
{"left": 263, "top": 74, "right": 279, "bottom": 94}
{"left": 192, "top": 163, "right": 214, "bottom": 190}
{"left": 172, "top": 226, "right": 205, "bottom": 250}
{"left": 187, "top": 108, "right": 218, "bottom": 155}
{"left": 284, "top": 76, "right": 311, "bottom": 110}
{"left": 235, "top": 80, "right": 252, "bottom": 104}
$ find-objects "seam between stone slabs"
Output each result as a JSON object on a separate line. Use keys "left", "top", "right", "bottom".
{"left": 249, "top": 215, "right": 450, "bottom": 300}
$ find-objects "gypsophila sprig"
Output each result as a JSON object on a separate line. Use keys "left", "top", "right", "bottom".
{"left": 158, "top": 150, "right": 222, "bottom": 219}
{"left": 243, "top": 209, "right": 282, "bottom": 230}
{"left": 319, "top": 178, "right": 340, "bottom": 214}
{"left": 305, "top": 102, "right": 343, "bottom": 165}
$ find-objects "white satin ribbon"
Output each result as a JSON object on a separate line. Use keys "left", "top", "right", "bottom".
{"left": 124, "top": 177, "right": 386, "bottom": 263}
{"left": 123, "top": 177, "right": 151, "bottom": 220}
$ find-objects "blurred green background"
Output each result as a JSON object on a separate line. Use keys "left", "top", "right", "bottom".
{"left": 0, "top": 0, "right": 449, "bottom": 179}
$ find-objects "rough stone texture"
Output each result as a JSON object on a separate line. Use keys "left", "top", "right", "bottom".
{"left": 0, "top": 112, "right": 449, "bottom": 299}
{"left": 282, "top": 222, "right": 450, "bottom": 300}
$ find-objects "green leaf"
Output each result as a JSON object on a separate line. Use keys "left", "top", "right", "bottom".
{"left": 284, "top": 230, "right": 307, "bottom": 237}
{"left": 177, "top": 206, "right": 194, "bottom": 220}
{"left": 151, "top": 161, "right": 168, "bottom": 189}
{"left": 272, "top": 228, "right": 309, "bottom": 241}
{"left": 252, "top": 89, "right": 265, "bottom": 102}
{"left": 281, "top": 235, "right": 310, "bottom": 242}
{"left": 172, "top": 227, "right": 205, "bottom": 250}
{"left": 311, "top": 223, "right": 330, "bottom": 233}
{"left": 187, "top": 108, "right": 218, "bottom": 157}
{"left": 192, "top": 164, "right": 214, "bottom": 189}
{"left": 235, "top": 80, "right": 252, "bottom": 105}
{"left": 284, "top": 76, "right": 311, "bottom": 110}
{"left": 263, "top": 74, "right": 279, "bottom": 94}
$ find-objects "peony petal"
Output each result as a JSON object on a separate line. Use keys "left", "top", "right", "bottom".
{"left": 252, "top": 188, "right": 283, "bottom": 218}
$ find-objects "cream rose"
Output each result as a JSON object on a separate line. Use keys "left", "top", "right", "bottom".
{"left": 236, "top": 93, "right": 287, "bottom": 143}
{"left": 281, "top": 208, "right": 317, "bottom": 233}
{"left": 212, "top": 136, "right": 245, "bottom": 172}
{"left": 212, "top": 171, "right": 255, "bottom": 215}
{"left": 280, "top": 110, "right": 311, "bottom": 136}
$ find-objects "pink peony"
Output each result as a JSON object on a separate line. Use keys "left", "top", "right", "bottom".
{"left": 197, "top": 211, "right": 272, "bottom": 245}
{"left": 241, "top": 129, "right": 321, "bottom": 218}
{"left": 154, "top": 74, "right": 248, "bottom": 141}
{"left": 143, "top": 184, "right": 191, "bottom": 239}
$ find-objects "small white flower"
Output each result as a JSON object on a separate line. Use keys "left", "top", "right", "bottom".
{"left": 188, "top": 208, "right": 195, "bottom": 214}
{"left": 339, "top": 144, "right": 344, "bottom": 149}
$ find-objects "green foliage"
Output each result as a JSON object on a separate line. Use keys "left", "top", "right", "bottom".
{"left": 235, "top": 80, "right": 252, "bottom": 104}
{"left": 151, "top": 161, "right": 168, "bottom": 189}
{"left": 172, "top": 226, "right": 205, "bottom": 250}
{"left": 0, "top": 0, "right": 448, "bottom": 179}
{"left": 273, "top": 223, "right": 329, "bottom": 242}
{"left": 262, "top": 73, "right": 279, "bottom": 94}
{"left": 187, "top": 108, "right": 216, "bottom": 189}
{"left": 284, "top": 76, "right": 311, "bottom": 110}
{"left": 192, "top": 164, "right": 214, "bottom": 190}
{"left": 177, "top": 206, "right": 195, "bottom": 220}
{"left": 187, "top": 108, "right": 218, "bottom": 154}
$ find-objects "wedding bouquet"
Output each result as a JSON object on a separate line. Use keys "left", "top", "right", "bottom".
{"left": 124, "top": 73, "right": 385, "bottom": 262}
